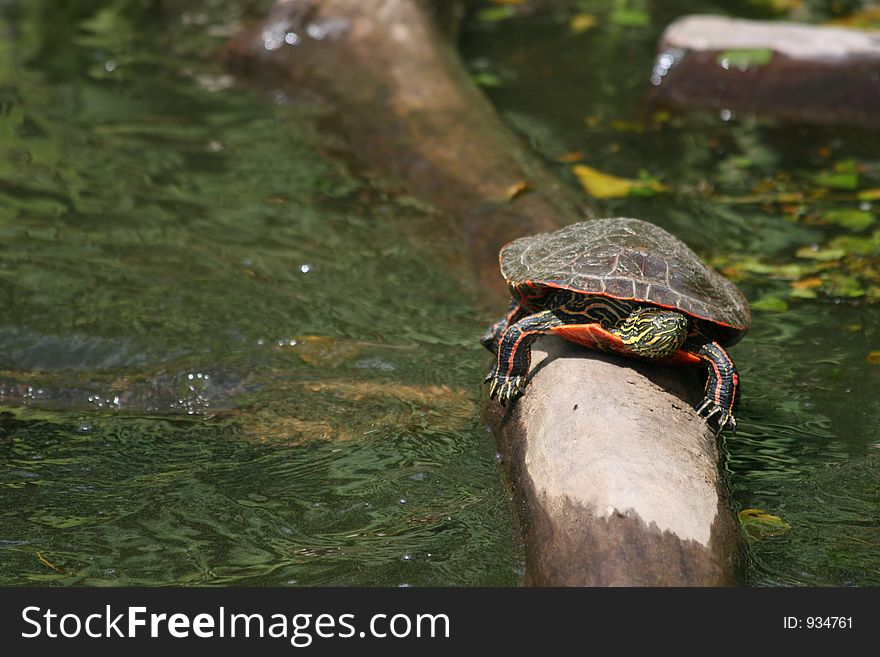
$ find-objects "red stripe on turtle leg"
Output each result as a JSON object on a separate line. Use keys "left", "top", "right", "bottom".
{"left": 693, "top": 341, "right": 739, "bottom": 424}
{"left": 497, "top": 311, "right": 565, "bottom": 380}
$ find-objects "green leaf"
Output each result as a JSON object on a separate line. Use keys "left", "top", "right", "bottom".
{"left": 717, "top": 48, "right": 774, "bottom": 70}
{"left": 609, "top": 8, "right": 650, "bottom": 27}
{"left": 477, "top": 6, "right": 516, "bottom": 22}
{"left": 472, "top": 72, "right": 504, "bottom": 88}
{"left": 739, "top": 508, "right": 791, "bottom": 542}
{"left": 751, "top": 295, "right": 789, "bottom": 312}
{"left": 814, "top": 171, "right": 859, "bottom": 190}
{"left": 822, "top": 209, "right": 875, "bottom": 231}
{"left": 823, "top": 274, "right": 865, "bottom": 298}
{"left": 795, "top": 245, "right": 845, "bottom": 261}
{"left": 789, "top": 287, "right": 818, "bottom": 299}
{"left": 829, "top": 231, "right": 880, "bottom": 255}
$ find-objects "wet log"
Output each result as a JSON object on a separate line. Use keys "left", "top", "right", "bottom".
{"left": 650, "top": 15, "right": 880, "bottom": 128}
{"left": 222, "top": 0, "right": 748, "bottom": 585}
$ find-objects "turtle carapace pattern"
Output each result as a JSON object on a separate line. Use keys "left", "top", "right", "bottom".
{"left": 481, "top": 218, "right": 751, "bottom": 432}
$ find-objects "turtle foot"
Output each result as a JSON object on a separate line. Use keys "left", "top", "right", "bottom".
{"left": 695, "top": 398, "right": 736, "bottom": 434}
{"left": 485, "top": 369, "right": 526, "bottom": 406}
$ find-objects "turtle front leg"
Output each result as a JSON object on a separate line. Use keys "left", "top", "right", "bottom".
{"left": 485, "top": 310, "right": 563, "bottom": 405}
{"left": 480, "top": 299, "right": 525, "bottom": 354}
{"left": 692, "top": 341, "right": 740, "bottom": 433}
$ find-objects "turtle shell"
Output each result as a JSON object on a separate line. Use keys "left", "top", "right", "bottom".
{"left": 500, "top": 217, "right": 750, "bottom": 345}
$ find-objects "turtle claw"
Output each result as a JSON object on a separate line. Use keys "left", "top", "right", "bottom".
{"left": 695, "top": 398, "right": 736, "bottom": 434}
{"left": 485, "top": 368, "right": 526, "bottom": 406}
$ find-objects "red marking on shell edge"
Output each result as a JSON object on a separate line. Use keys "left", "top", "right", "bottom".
{"left": 516, "top": 280, "right": 747, "bottom": 333}
{"left": 550, "top": 324, "right": 700, "bottom": 366}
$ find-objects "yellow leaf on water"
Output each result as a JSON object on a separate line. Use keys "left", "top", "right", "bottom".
{"left": 857, "top": 188, "right": 880, "bottom": 201}
{"left": 505, "top": 180, "right": 529, "bottom": 200}
{"left": 290, "top": 335, "right": 364, "bottom": 367}
{"left": 790, "top": 277, "right": 823, "bottom": 290}
{"left": 610, "top": 119, "right": 645, "bottom": 133}
{"left": 569, "top": 13, "right": 598, "bottom": 33}
{"left": 572, "top": 164, "right": 666, "bottom": 198}
{"left": 867, "top": 351, "right": 880, "bottom": 365}
{"left": 36, "top": 552, "right": 63, "bottom": 572}
{"left": 556, "top": 151, "right": 584, "bottom": 163}
{"left": 739, "top": 508, "right": 791, "bottom": 542}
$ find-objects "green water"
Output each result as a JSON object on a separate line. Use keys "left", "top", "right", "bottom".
{"left": 0, "top": 0, "right": 517, "bottom": 586}
{"left": 0, "top": 0, "right": 878, "bottom": 586}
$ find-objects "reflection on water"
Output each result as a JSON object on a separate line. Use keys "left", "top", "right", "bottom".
{"left": 0, "top": 413, "right": 515, "bottom": 585}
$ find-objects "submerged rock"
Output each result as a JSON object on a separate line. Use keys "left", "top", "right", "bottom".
{"left": 651, "top": 15, "right": 880, "bottom": 128}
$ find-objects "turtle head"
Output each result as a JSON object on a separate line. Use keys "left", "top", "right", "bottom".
{"left": 616, "top": 307, "right": 689, "bottom": 359}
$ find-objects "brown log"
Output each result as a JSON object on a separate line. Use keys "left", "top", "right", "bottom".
{"left": 225, "top": 0, "right": 746, "bottom": 585}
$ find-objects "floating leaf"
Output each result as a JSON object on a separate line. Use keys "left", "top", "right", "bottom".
{"left": 570, "top": 13, "right": 598, "bottom": 33}
{"left": 504, "top": 180, "right": 529, "bottom": 200}
{"left": 867, "top": 351, "right": 880, "bottom": 365}
{"left": 789, "top": 277, "right": 822, "bottom": 299}
{"left": 36, "top": 552, "right": 65, "bottom": 573}
{"left": 651, "top": 110, "right": 672, "bottom": 124}
{"left": 609, "top": 8, "right": 650, "bottom": 27}
{"left": 833, "top": 159, "right": 859, "bottom": 173}
{"left": 572, "top": 164, "right": 666, "bottom": 198}
{"left": 478, "top": 6, "right": 517, "bottom": 22}
{"left": 717, "top": 48, "right": 774, "bottom": 70}
{"left": 791, "top": 277, "right": 823, "bottom": 290}
{"left": 795, "top": 245, "right": 845, "bottom": 261}
{"left": 715, "top": 191, "right": 803, "bottom": 205}
{"left": 751, "top": 295, "right": 789, "bottom": 312}
{"left": 293, "top": 335, "right": 364, "bottom": 367}
{"left": 788, "top": 287, "right": 817, "bottom": 299}
{"left": 739, "top": 508, "right": 791, "bottom": 542}
{"left": 610, "top": 119, "right": 645, "bottom": 133}
{"left": 822, "top": 209, "right": 875, "bottom": 231}
{"left": 814, "top": 171, "right": 859, "bottom": 190}
{"left": 720, "top": 257, "right": 805, "bottom": 279}
{"left": 857, "top": 188, "right": 880, "bottom": 201}
{"left": 472, "top": 72, "right": 504, "bottom": 88}
{"left": 556, "top": 151, "right": 584, "bottom": 163}
{"left": 823, "top": 274, "right": 865, "bottom": 298}
{"left": 830, "top": 231, "right": 880, "bottom": 255}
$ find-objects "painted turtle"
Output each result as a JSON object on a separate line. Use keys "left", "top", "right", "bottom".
{"left": 481, "top": 217, "right": 750, "bottom": 432}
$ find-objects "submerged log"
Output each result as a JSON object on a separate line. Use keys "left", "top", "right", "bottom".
{"left": 221, "top": 0, "right": 587, "bottom": 296}
{"left": 650, "top": 15, "right": 880, "bottom": 128}
{"left": 223, "top": 0, "right": 748, "bottom": 584}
